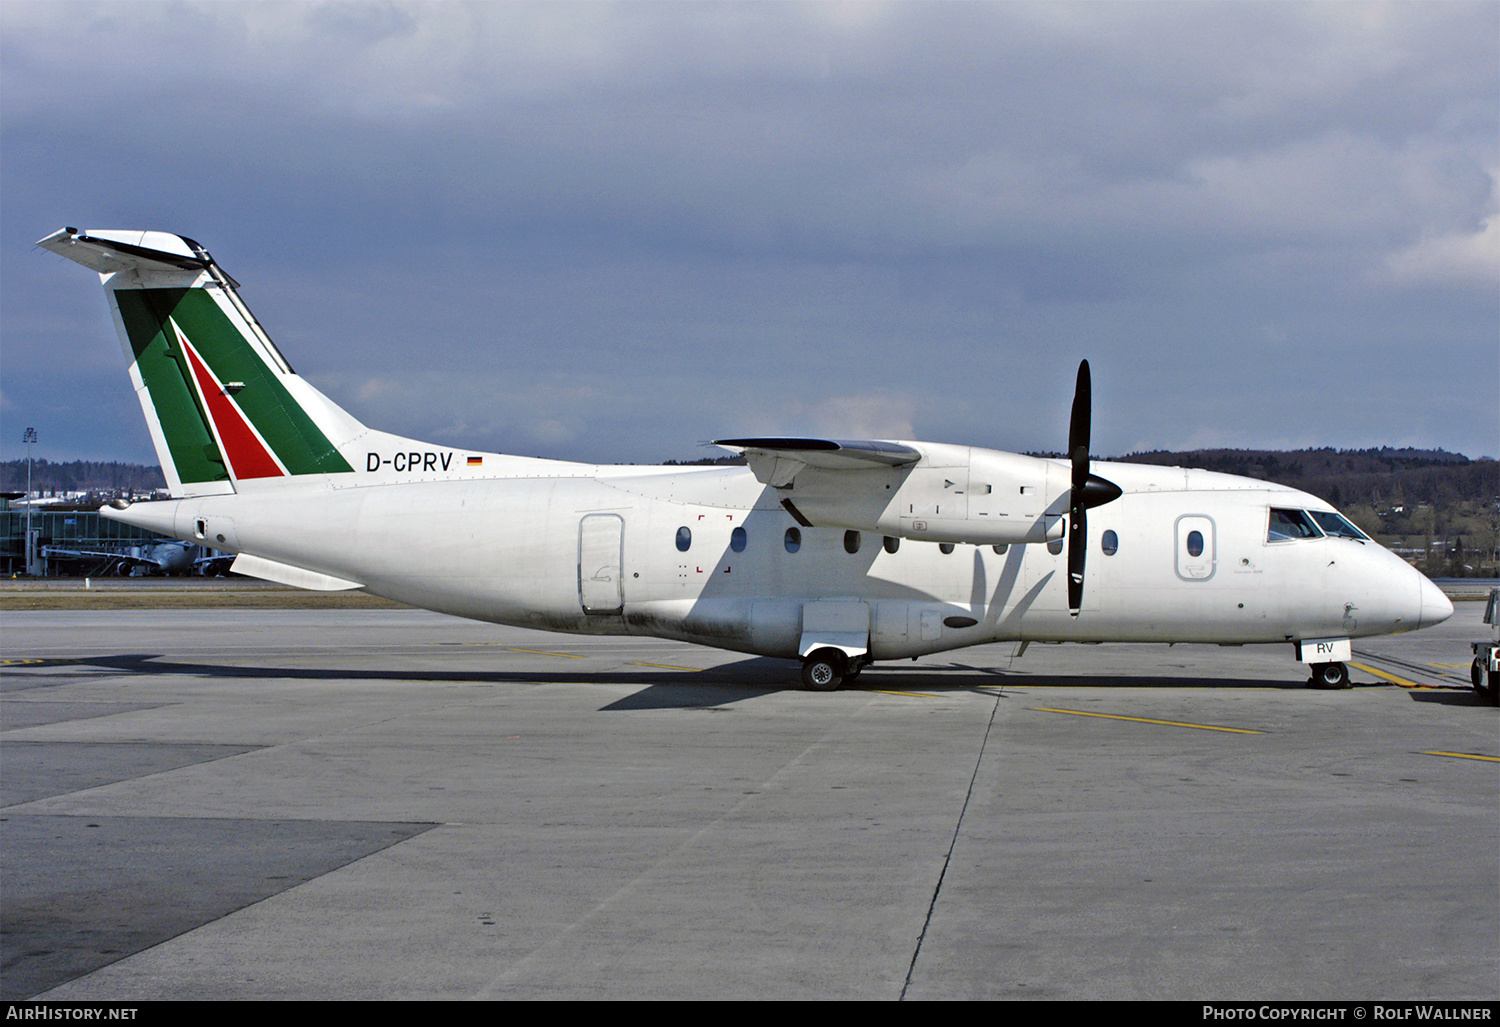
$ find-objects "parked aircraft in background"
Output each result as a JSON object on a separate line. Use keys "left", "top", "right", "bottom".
{"left": 41, "top": 539, "right": 229, "bottom": 576}
{"left": 39, "top": 227, "right": 1452, "bottom": 689}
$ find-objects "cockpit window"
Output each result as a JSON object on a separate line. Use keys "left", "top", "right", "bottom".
{"left": 1267, "top": 508, "right": 1324, "bottom": 542}
{"left": 1307, "top": 510, "right": 1369, "bottom": 541}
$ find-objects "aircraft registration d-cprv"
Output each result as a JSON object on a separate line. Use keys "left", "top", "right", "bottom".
{"left": 39, "top": 227, "right": 1453, "bottom": 690}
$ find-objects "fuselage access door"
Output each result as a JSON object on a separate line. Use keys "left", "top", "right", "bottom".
{"left": 578, "top": 513, "right": 625, "bottom": 615}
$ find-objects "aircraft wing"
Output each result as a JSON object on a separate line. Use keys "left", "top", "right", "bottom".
{"left": 40, "top": 545, "right": 174, "bottom": 571}
{"left": 713, "top": 438, "right": 920, "bottom": 488}
{"left": 41, "top": 546, "right": 125, "bottom": 562}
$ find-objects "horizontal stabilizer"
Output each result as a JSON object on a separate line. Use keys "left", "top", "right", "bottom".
{"left": 37, "top": 228, "right": 217, "bottom": 277}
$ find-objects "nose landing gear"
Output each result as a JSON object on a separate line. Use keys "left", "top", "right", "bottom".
{"left": 1307, "top": 662, "right": 1351, "bottom": 689}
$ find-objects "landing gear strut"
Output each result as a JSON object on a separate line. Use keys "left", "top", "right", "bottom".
{"left": 1307, "top": 662, "right": 1350, "bottom": 689}
{"left": 800, "top": 648, "right": 846, "bottom": 691}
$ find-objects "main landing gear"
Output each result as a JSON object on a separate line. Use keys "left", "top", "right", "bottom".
{"left": 1306, "top": 662, "right": 1351, "bottom": 689}
{"left": 799, "top": 648, "right": 863, "bottom": 691}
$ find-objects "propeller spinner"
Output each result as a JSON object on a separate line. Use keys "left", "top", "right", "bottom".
{"left": 1066, "top": 360, "right": 1122, "bottom": 617}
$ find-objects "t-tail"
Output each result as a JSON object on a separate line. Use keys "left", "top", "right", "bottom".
{"left": 37, "top": 228, "right": 370, "bottom": 497}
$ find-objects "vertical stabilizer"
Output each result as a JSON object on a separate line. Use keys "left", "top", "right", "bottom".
{"left": 38, "top": 228, "right": 362, "bottom": 496}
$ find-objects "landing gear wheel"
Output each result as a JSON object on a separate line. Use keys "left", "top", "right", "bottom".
{"left": 801, "top": 649, "right": 845, "bottom": 692}
{"left": 1307, "top": 662, "right": 1350, "bottom": 689}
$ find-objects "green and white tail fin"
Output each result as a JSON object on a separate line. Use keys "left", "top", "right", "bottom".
{"left": 38, "top": 228, "right": 366, "bottom": 496}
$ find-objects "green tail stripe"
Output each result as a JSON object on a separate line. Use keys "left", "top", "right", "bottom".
{"left": 114, "top": 289, "right": 354, "bottom": 478}
{"left": 114, "top": 288, "right": 228, "bottom": 483}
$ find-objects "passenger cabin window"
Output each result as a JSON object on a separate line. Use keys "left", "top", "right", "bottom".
{"left": 939, "top": 543, "right": 955, "bottom": 555}
{"left": 1186, "top": 530, "right": 1205, "bottom": 557}
{"left": 1046, "top": 538, "right": 1064, "bottom": 555}
{"left": 730, "top": 526, "right": 747, "bottom": 552}
{"left": 992, "top": 544, "right": 1008, "bottom": 555}
{"left": 844, "top": 530, "right": 861, "bottom": 554}
{"left": 1308, "top": 510, "right": 1369, "bottom": 541}
{"left": 675, "top": 526, "right": 692, "bottom": 552}
{"left": 784, "top": 527, "right": 801, "bottom": 553}
{"left": 1101, "top": 530, "right": 1118, "bottom": 555}
{"left": 1267, "top": 508, "right": 1323, "bottom": 542}
{"left": 883, "top": 535, "right": 900, "bottom": 554}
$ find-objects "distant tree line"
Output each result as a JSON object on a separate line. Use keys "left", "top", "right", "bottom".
{"left": 1118, "top": 448, "right": 1496, "bottom": 510}
{"left": 0, "top": 460, "right": 167, "bottom": 495}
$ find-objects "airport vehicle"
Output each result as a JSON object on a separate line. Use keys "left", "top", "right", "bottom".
{"left": 1472, "top": 587, "right": 1499, "bottom": 704}
{"left": 38, "top": 227, "right": 1453, "bottom": 689}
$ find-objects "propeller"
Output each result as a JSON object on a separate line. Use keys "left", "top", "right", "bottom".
{"left": 1066, "top": 360, "right": 1122, "bottom": 617}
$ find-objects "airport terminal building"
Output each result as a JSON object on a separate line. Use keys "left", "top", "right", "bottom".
{"left": 0, "top": 497, "right": 225, "bottom": 577}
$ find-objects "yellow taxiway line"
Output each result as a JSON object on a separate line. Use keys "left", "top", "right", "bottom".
{"left": 1030, "top": 707, "right": 1263, "bottom": 734}
{"left": 1347, "top": 661, "right": 1434, "bottom": 689}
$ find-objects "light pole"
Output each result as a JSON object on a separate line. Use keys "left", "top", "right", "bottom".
{"left": 22, "top": 427, "right": 37, "bottom": 575}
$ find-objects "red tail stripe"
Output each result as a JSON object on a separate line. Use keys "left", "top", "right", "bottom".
{"left": 178, "top": 331, "right": 285, "bottom": 480}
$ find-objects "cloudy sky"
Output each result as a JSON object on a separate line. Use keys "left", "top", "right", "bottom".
{"left": 3, "top": 1, "right": 1496, "bottom": 468}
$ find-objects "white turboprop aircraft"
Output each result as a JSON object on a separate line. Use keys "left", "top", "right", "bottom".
{"left": 39, "top": 227, "right": 1453, "bottom": 690}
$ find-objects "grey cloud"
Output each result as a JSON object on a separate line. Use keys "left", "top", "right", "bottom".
{"left": 2, "top": 1, "right": 1495, "bottom": 465}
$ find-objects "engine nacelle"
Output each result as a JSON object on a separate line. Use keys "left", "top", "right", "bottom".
{"left": 780, "top": 444, "right": 1069, "bottom": 545}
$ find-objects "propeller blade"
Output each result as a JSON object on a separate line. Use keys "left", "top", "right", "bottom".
{"left": 1064, "top": 359, "right": 1120, "bottom": 618}
{"left": 1069, "top": 360, "right": 1091, "bottom": 493}
{"left": 1068, "top": 506, "right": 1086, "bottom": 615}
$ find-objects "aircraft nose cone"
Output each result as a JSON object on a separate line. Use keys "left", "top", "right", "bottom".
{"left": 1417, "top": 574, "right": 1453, "bottom": 629}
